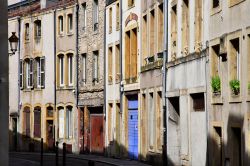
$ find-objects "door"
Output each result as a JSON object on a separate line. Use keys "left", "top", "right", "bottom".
{"left": 90, "top": 115, "right": 104, "bottom": 153}
{"left": 46, "top": 120, "right": 54, "bottom": 150}
{"left": 128, "top": 100, "right": 138, "bottom": 160}
{"left": 12, "top": 118, "right": 17, "bottom": 151}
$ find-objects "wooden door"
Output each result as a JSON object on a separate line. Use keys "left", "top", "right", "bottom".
{"left": 90, "top": 115, "right": 104, "bottom": 154}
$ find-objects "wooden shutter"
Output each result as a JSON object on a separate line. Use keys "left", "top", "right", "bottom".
{"left": 30, "top": 58, "right": 34, "bottom": 88}
{"left": 33, "top": 58, "right": 37, "bottom": 88}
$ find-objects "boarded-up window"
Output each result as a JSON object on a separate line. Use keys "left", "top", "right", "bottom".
{"left": 191, "top": 93, "right": 205, "bottom": 111}
{"left": 23, "top": 107, "right": 30, "bottom": 137}
{"left": 108, "top": 46, "right": 113, "bottom": 84}
{"left": 109, "top": 7, "right": 112, "bottom": 33}
{"left": 115, "top": 44, "right": 120, "bottom": 83}
{"left": 171, "top": 5, "right": 177, "bottom": 58}
{"left": 66, "top": 106, "right": 73, "bottom": 138}
{"left": 58, "top": 107, "right": 64, "bottom": 138}
{"left": 34, "top": 107, "right": 41, "bottom": 138}
{"left": 229, "top": 38, "right": 240, "bottom": 80}
{"left": 158, "top": 4, "right": 164, "bottom": 52}
{"left": 150, "top": 10, "right": 155, "bottom": 56}
{"left": 182, "top": 0, "right": 189, "bottom": 55}
{"left": 142, "top": 15, "right": 148, "bottom": 65}
{"left": 211, "top": 44, "right": 220, "bottom": 77}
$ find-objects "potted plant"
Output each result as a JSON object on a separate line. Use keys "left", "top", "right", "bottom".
{"left": 229, "top": 79, "right": 240, "bottom": 95}
{"left": 211, "top": 76, "right": 221, "bottom": 95}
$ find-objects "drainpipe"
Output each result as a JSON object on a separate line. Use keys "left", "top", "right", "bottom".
{"left": 162, "top": 0, "right": 169, "bottom": 165}
{"left": 17, "top": 16, "right": 21, "bottom": 151}
{"left": 103, "top": 3, "right": 107, "bottom": 156}
{"left": 76, "top": 3, "right": 79, "bottom": 107}
{"left": 53, "top": 9, "right": 57, "bottom": 142}
{"left": 119, "top": 0, "right": 123, "bottom": 157}
{"left": 75, "top": 3, "right": 79, "bottom": 153}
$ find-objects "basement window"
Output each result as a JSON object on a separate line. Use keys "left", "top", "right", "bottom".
{"left": 191, "top": 93, "right": 205, "bottom": 111}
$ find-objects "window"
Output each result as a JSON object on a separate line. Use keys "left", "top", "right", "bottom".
{"left": 58, "top": 16, "right": 63, "bottom": 34}
{"left": 34, "top": 107, "right": 41, "bottom": 138}
{"left": 171, "top": 5, "right": 177, "bottom": 60}
{"left": 108, "top": 103, "right": 113, "bottom": 142}
{"left": 23, "top": 107, "right": 30, "bottom": 137}
{"left": 229, "top": 38, "right": 240, "bottom": 80}
{"left": 26, "top": 59, "right": 33, "bottom": 88}
{"left": 158, "top": 4, "right": 164, "bottom": 52}
{"left": 108, "top": 46, "right": 113, "bottom": 84}
{"left": 34, "top": 20, "right": 41, "bottom": 39}
{"left": 20, "top": 60, "right": 23, "bottom": 89}
{"left": 148, "top": 92, "right": 154, "bottom": 149}
{"left": 58, "top": 107, "right": 64, "bottom": 138}
{"left": 213, "top": 0, "right": 219, "bottom": 8}
{"left": 150, "top": 9, "right": 155, "bottom": 56}
{"left": 25, "top": 23, "right": 29, "bottom": 40}
{"left": 116, "top": 3, "right": 120, "bottom": 30}
{"left": 93, "top": 0, "right": 99, "bottom": 31}
{"left": 109, "top": 7, "right": 112, "bottom": 33}
{"left": 142, "top": 15, "right": 148, "bottom": 65}
{"left": 211, "top": 44, "right": 221, "bottom": 77}
{"left": 115, "top": 44, "right": 120, "bottom": 82}
{"left": 93, "top": 51, "right": 99, "bottom": 83}
{"left": 67, "top": 54, "right": 73, "bottom": 86}
{"left": 66, "top": 106, "right": 73, "bottom": 138}
{"left": 82, "top": 3, "right": 87, "bottom": 31}
{"left": 128, "top": 0, "right": 134, "bottom": 7}
{"left": 195, "top": 0, "right": 202, "bottom": 51}
{"left": 47, "top": 106, "right": 53, "bottom": 117}
{"left": 182, "top": 0, "right": 189, "bottom": 55}
{"left": 191, "top": 93, "right": 205, "bottom": 111}
{"left": 59, "top": 56, "right": 64, "bottom": 86}
{"left": 82, "top": 53, "right": 87, "bottom": 83}
{"left": 37, "top": 57, "right": 45, "bottom": 88}
{"left": 125, "top": 28, "right": 137, "bottom": 82}
{"left": 67, "top": 14, "right": 73, "bottom": 33}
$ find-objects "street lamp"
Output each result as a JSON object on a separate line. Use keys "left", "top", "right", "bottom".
{"left": 8, "top": 32, "right": 19, "bottom": 55}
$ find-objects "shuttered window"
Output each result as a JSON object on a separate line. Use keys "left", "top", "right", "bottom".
{"left": 34, "top": 107, "right": 41, "bottom": 138}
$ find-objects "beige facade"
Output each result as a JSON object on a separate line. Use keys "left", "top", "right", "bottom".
{"left": 208, "top": 0, "right": 250, "bottom": 165}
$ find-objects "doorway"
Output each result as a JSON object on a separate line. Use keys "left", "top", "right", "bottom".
{"left": 46, "top": 120, "right": 54, "bottom": 150}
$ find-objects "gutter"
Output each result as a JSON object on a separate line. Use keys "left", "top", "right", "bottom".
{"left": 76, "top": 3, "right": 79, "bottom": 107}
{"left": 17, "top": 16, "right": 21, "bottom": 116}
{"left": 162, "top": 0, "right": 168, "bottom": 165}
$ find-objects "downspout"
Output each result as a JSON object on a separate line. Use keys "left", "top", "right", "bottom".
{"left": 75, "top": 3, "right": 79, "bottom": 153}
{"left": 17, "top": 17, "right": 21, "bottom": 116}
{"left": 103, "top": 3, "right": 107, "bottom": 155}
{"left": 53, "top": 9, "right": 57, "bottom": 142}
{"left": 76, "top": 3, "right": 79, "bottom": 107}
{"left": 119, "top": 0, "right": 123, "bottom": 157}
{"left": 162, "top": 0, "right": 168, "bottom": 165}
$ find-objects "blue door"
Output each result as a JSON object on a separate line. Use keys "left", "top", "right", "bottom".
{"left": 128, "top": 100, "right": 138, "bottom": 160}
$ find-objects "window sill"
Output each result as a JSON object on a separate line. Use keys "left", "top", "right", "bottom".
{"left": 34, "top": 88, "right": 43, "bottom": 91}
{"left": 67, "top": 32, "right": 74, "bottom": 36}
{"left": 229, "top": 93, "right": 242, "bottom": 103}
{"left": 58, "top": 34, "right": 64, "bottom": 37}
{"left": 211, "top": 92, "right": 223, "bottom": 104}
{"left": 23, "top": 88, "right": 32, "bottom": 92}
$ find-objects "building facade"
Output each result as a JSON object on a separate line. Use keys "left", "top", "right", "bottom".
{"left": 208, "top": 0, "right": 250, "bottom": 165}
{"left": 77, "top": 0, "right": 105, "bottom": 154}
{"left": 166, "top": 0, "right": 209, "bottom": 165}
{"left": 105, "top": 0, "right": 121, "bottom": 157}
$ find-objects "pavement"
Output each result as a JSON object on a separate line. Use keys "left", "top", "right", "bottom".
{"left": 10, "top": 152, "right": 151, "bottom": 166}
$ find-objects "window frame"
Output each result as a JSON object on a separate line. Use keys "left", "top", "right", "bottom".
{"left": 58, "top": 15, "right": 64, "bottom": 35}
{"left": 82, "top": 53, "right": 87, "bottom": 84}
{"left": 93, "top": 51, "right": 99, "bottom": 83}
{"left": 93, "top": 0, "right": 99, "bottom": 31}
{"left": 82, "top": 3, "right": 87, "bottom": 31}
{"left": 59, "top": 56, "right": 64, "bottom": 87}
{"left": 67, "top": 13, "right": 73, "bottom": 34}
{"left": 25, "top": 23, "right": 29, "bottom": 41}
{"left": 34, "top": 20, "right": 41, "bottom": 39}
{"left": 68, "top": 54, "right": 73, "bottom": 86}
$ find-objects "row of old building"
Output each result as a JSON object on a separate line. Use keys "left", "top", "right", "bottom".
{"left": 8, "top": 0, "right": 250, "bottom": 165}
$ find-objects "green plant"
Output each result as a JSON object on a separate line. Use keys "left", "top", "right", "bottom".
{"left": 211, "top": 76, "right": 221, "bottom": 93}
{"left": 248, "top": 82, "right": 250, "bottom": 91}
{"left": 229, "top": 79, "right": 240, "bottom": 95}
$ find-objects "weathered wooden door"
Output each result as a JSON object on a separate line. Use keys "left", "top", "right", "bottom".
{"left": 90, "top": 115, "right": 104, "bottom": 153}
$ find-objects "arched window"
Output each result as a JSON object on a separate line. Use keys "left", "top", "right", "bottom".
{"left": 34, "top": 106, "right": 41, "bottom": 138}
{"left": 58, "top": 107, "right": 64, "bottom": 138}
{"left": 23, "top": 107, "right": 30, "bottom": 137}
{"left": 66, "top": 106, "right": 73, "bottom": 138}
{"left": 47, "top": 106, "right": 53, "bottom": 117}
